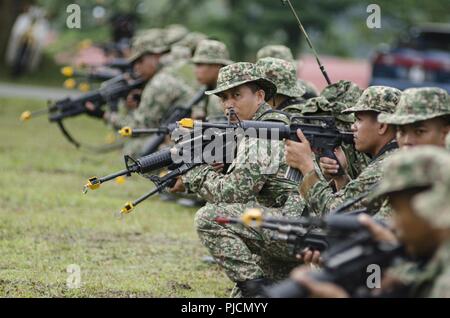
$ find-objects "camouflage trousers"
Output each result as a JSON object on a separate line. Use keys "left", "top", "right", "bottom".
{"left": 194, "top": 198, "right": 305, "bottom": 290}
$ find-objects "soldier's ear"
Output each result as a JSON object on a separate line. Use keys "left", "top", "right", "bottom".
{"left": 255, "top": 89, "right": 265, "bottom": 104}
{"left": 378, "top": 122, "right": 390, "bottom": 136}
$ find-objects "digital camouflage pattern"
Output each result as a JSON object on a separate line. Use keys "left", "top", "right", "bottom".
{"left": 300, "top": 140, "right": 398, "bottom": 216}
{"left": 256, "top": 44, "right": 318, "bottom": 98}
{"left": 183, "top": 103, "right": 305, "bottom": 290}
{"left": 299, "top": 84, "right": 402, "bottom": 216}
{"left": 195, "top": 201, "right": 301, "bottom": 285}
{"left": 370, "top": 146, "right": 450, "bottom": 227}
{"left": 107, "top": 69, "right": 194, "bottom": 156}
{"left": 191, "top": 39, "right": 233, "bottom": 66}
{"left": 372, "top": 147, "right": 450, "bottom": 297}
{"left": 320, "top": 80, "right": 363, "bottom": 108}
{"left": 190, "top": 39, "right": 232, "bottom": 119}
{"left": 164, "top": 24, "right": 189, "bottom": 46}
{"left": 378, "top": 87, "right": 450, "bottom": 125}
{"left": 128, "top": 29, "right": 169, "bottom": 63}
{"left": 205, "top": 62, "right": 277, "bottom": 101}
{"left": 343, "top": 86, "right": 402, "bottom": 114}
{"left": 256, "top": 57, "right": 305, "bottom": 98}
{"left": 256, "top": 45, "right": 294, "bottom": 61}
{"left": 182, "top": 103, "right": 302, "bottom": 208}
{"left": 407, "top": 239, "right": 450, "bottom": 297}
{"left": 174, "top": 32, "right": 208, "bottom": 55}
{"left": 301, "top": 96, "right": 355, "bottom": 129}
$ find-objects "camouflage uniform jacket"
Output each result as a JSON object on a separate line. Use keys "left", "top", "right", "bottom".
{"left": 109, "top": 68, "right": 194, "bottom": 129}
{"left": 399, "top": 239, "right": 450, "bottom": 297}
{"left": 182, "top": 103, "right": 301, "bottom": 209}
{"left": 300, "top": 140, "right": 398, "bottom": 216}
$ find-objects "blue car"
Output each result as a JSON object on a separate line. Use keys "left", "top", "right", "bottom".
{"left": 370, "top": 23, "right": 450, "bottom": 92}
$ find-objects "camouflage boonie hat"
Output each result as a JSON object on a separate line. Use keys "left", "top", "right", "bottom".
{"left": 256, "top": 57, "right": 305, "bottom": 98}
{"left": 321, "top": 80, "right": 363, "bottom": 108}
{"left": 191, "top": 39, "right": 233, "bottom": 65}
{"left": 343, "top": 86, "right": 401, "bottom": 114}
{"left": 128, "top": 30, "right": 170, "bottom": 63}
{"left": 205, "top": 62, "right": 277, "bottom": 101}
{"left": 413, "top": 170, "right": 450, "bottom": 228}
{"left": 175, "top": 32, "right": 208, "bottom": 54}
{"left": 370, "top": 147, "right": 450, "bottom": 214}
{"left": 165, "top": 24, "right": 189, "bottom": 46}
{"left": 257, "top": 45, "right": 294, "bottom": 61}
{"left": 301, "top": 96, "right": 355, "bottom": 128}
{"left": 378, "top": 87, "right": 450, "bottom": 125}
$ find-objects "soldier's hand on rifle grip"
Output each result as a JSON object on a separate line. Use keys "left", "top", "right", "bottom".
{"left": 126, "top": 89, "right": 142, "bottom": 110}
{"left": 168, "top": 177, "right": 186, "bottom": 193}
{"left": 319, "top": 148, "right": 350, "bottom": 190}
{"left": 291, "top": 267, "right": 349, "bottom": 298}
{"left": 296, "top": 248, "right": 322, "bottom": 267}
{"left": 285, "top": 129, "right": 315, "bottom": 176}
{"left": 84, "top": 101, "right": 105, "bottom": 118}
{"left": 210, "top": 162, "right": 225, "bottom": 172}
{"left": 358, "top": 214, "right": 398, "bottom": 244}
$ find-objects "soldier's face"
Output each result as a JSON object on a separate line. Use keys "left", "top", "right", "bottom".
{"left": 397, "top": 118, "right": 450, "bottom": 149}
{"left": 351, "top": 112, "right": 381, "bottom": 155}
{"left": 134, "top": 54, "right": 160, "bottom": 80}
{"left": 195, "top": 64, "right": 222, "bottom": 87}
{"left": 218, "top": 85, "right": 265, "bottom": 121}
{"left": 389, "top": 191, "right": 440, "bottom": 258}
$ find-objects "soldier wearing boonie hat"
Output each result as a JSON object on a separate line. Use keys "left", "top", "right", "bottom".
{"left": 378, "top": 87, "right": 450, "bottom": 149}
{"left": 189, "top": 39, "right": 233, "bottom": 120}
{"left": 285, "top": 86, "right": 401, "bottom": 218}
{"left": 368, "top": 146, "right": 450, "bottom": 297}
{"left": 255, "top": 57, "right": 305, "bottom": 111}
{"left": 128, "top": 29, "right": 170, "bottom": 64}
{"left": 174, "top": 62, "right": 306, "bottom": 297}
{"left": 257, "top": 44, "right": 319, "bottom": 99}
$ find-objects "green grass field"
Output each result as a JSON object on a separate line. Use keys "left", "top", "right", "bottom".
{"left": 0, "top": 97, "right": 231, "bottom": 297}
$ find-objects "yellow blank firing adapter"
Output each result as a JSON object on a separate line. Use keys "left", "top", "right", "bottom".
{"left": 118, "top": 127, "right": 132, "bottom": 137}
{"left": 78, "top": 82, "right": 90, "bottom": 92}
{"left": 20, "top": 111, "right": 32, "bottom": 121}
{"left": 61, "top": 66, "right": 74, "bottom": 77}
{"left": 121, "top": 202, "right": 134, "bottom": 214}
{"left": 179, "top": 118, "right": 195, "bottom": 129}
{"left": 83, "top": 177, "right": 100, "bottom": 194}
{"left": 64, "top": 78, "right": 77, "bottom": 90}
{"left": 241, "top": 208, "right": 263, "bottom": 227}
{"left": 115, "top": 176, "right": 126, "bottom": 185}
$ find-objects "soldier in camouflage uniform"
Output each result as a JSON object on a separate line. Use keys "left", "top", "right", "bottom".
{"left": 298, "top": 80, "right": 370, "bottom": 180}
{"left": 257, "top": 44, "right": 318, "bottom": 99}
{"left": 377, "top": 87, "right": 450, "bottom": 149}
{"left": 170, "top": 62, "right": 305, "bottom": 296}
{"left": 255, "top": 57, "right": 305, "bottom": 113}
{"left": 102, "top": 30, "right": 194, "bottom": 156}
{"left": 285, "top": 86, "right": 402, "bottom": 217}
{"left": 291, "top": 146, "right": 450, "bottom": 298}
{"left": 190, "top": 39, "right": 233, "bottom": 120}
{"left": 162, "top": 30, "right": 209, "bottom": 92}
